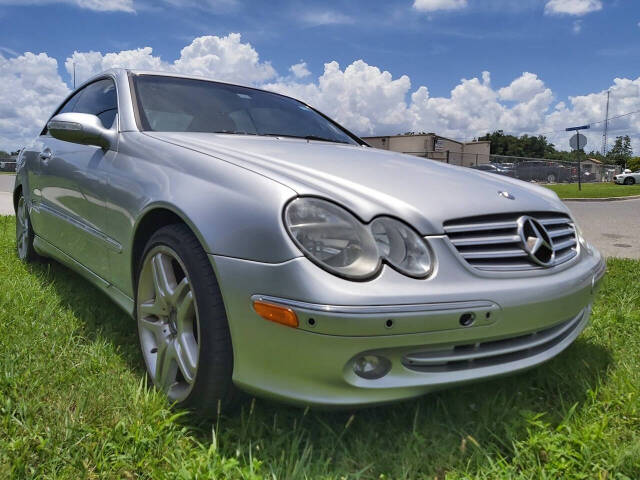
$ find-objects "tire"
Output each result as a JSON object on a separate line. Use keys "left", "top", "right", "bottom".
{"left": 547, "top": 173, "right": 557, "bottom": 184}
{"left": 624, "top": 177, "right": 635, "bottom": 185}
{"left": 15, "top": 194, "right": 40, "bottom": 262}
{"left": 135, "top": 223, "right": 238, "bottom": 417}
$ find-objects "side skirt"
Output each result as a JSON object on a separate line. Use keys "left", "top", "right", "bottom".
{"left": 33, "top": 235, "right": 135, "bottom": 317}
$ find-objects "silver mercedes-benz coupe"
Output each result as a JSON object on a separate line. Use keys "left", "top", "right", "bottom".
{"left": 14, "top": 69, "right": 606, "bottom": 414}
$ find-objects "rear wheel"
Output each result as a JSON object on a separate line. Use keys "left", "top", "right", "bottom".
{"left": 15, "top": 194, "right": 40, "bottom": 262}
{"left": 624, "top": 177, "right": 635, "bottom": 185}
{"left": 136, "top": 224, "right": 237, "bottom": 416}
{"left": 547, "top": 173, "right": 557, "bottom": 183}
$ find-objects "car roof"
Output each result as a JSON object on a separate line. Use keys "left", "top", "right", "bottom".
{"left": 90, "top": 67, "right": 274, "bottom": 98}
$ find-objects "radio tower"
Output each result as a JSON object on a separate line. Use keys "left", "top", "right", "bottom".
{"left": 601, "top": 90, "right": 610, "bottom": 156}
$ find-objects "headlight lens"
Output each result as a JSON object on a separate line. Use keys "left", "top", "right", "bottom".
{"left": 284, "top": 198, "right": 433, "bottom": 279}
{"left": 285, "top": 197, "right": 380, "bottom": 279}
{"left": 370, "top": 217, "right": 433, "bottom": 277}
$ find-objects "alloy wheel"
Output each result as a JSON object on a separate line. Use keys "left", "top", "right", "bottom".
{"left": 137, "top": 246, "right": 200, "bottom": 402}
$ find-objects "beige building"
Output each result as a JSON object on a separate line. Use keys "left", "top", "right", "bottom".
{"left": 362, "top": 133, "right": 491, "bottom": 167}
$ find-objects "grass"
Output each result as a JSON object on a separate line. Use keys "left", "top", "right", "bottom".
{"left": 0, "top": 215, "right": 639, "bottom": 479}
{"left": 545, "top": 182, "right": 640, "bottom": 199}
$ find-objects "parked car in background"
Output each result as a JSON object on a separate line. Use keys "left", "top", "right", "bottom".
{"left": 514, "top": 161, "right": 571, "bottom": 183}
{"left": 614, "top": 169, "right": 640, "bottom": 185}
{"left": 14, "top": 69, "right": 605, "bottom": 415}
{"left": 470, "top": 163, "right": 514, "bottom": 177}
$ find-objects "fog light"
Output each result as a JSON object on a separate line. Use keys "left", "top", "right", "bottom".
{"left": 353, "top": 355, "right": 391, "bottom": 379}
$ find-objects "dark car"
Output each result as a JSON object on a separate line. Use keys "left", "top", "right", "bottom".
{"left": 514, "top": 161, "right": 571, "bottom": 183}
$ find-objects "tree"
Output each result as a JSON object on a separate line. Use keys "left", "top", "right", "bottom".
{"left": 627, "top": 157, "right": 640, "bottom": 172}
{"left": 478, "top": 131, "right": 560, "bottom": 159}
{"left": 0, "top": 150, "right": 10, "bottom": 158}
{"left": 607, "top": 135, "right": 633, "bottom": 168}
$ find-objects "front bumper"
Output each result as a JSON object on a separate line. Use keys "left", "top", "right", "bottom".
{"left": 211, "top": 238, "right": 606, "bottom": 407}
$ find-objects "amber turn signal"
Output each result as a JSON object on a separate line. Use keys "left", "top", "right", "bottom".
{"left": 253, "top": 300, "right": 299, "bottom": 328}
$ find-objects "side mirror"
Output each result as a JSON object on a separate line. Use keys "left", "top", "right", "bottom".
{"left": 47, "top": 112, "right": 116, "bottom": 150}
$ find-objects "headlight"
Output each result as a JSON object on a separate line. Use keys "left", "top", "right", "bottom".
{"left": 370, "top": 217, "right": 433, "bottom": 277}
{"left": 284, "top": 197, "right": 433, "bottom": 280}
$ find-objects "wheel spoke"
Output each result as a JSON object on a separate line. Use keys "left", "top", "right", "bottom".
{"left": 155, "top": 341, "right": 178, "bottom": 391}
{"left": 139, "top": 316, "right": 169, "bottom": 342}
{"left": 139, "top": 299, "right": 167, "bottom": 318}
{"left": 175, "top": 334, "right": 197, "bottom": 384}
{"left": 169, "top": 277, "right": 190, "bottom": 306}
{"left": 151, "top": 253, "right": 174, "bottom": 310}
{"left": 175, "top": 290, "right": 194, "bottom": 334}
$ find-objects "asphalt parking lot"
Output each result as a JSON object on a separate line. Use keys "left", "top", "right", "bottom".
{"left": 0, "top": 174, "right": 637, "bottom": 258}
{"left": 567, "top": 197, "right": 640, "bottom": 259}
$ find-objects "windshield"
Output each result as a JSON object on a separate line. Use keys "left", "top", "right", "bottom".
{"left": 132, "top": 75, "right": 360, "bottom": 145}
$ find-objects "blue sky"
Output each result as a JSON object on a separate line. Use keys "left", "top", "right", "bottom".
{"left": 1, "top": 0, "right": 639, "bottom": 152}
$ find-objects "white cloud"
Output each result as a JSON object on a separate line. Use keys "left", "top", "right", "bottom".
{"left": 0, "top": 52, "right": 70, "bottom": 151}
{"left": 65, "top": 33, "right": 276, "bottom": 86}
{"left": 299, "top": 10, "right": 353, "bottom": 26}
{"left": 173, "top": 34, "right": 276, "bottom": 84}
{"left": 413, "top": 0, "right": 468, "bottom": 12}
{"left": 289, "top": 61, "right": 310, "bottom": 79}
{"left": 265, "top": 60, "right": 413, "bottom": 135}
{"left": 4, "top": 35, "right": 640, "bottom": 156}
{"left": 499, "top": 72, "right": 548, "bottom": 102}
{"left": 0, "top": 0, "right": 237, "bottom": 13}
{"left": 65, "top": 47, "right": 167, "bottom": 85}
{"left": 0, "top": 0, "right": 134, "bottom": 12}
{"left": 544, "top": 0, "right": 602, "bottom": 16}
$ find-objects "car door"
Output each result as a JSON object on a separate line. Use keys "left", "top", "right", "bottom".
{"left": 31, "top": 78, "right": 119, "bottom": 280}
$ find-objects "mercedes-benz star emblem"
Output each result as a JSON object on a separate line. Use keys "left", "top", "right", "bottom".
{"left": 498, "top": 191, "right": 515, "bottom": 200}
{"left": 517, "top": 216, "right": 555, "bottom": 267}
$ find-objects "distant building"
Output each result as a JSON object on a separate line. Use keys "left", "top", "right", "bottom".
{"left": 581, "top": 157, "right": 602, "bottom": 173}
{"left": 362, "top": 133, "right": 491, "bottom": 166}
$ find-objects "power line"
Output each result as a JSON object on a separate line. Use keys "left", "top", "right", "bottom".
{"left": 463, "top": 107, "right": 640, "bottom": 142}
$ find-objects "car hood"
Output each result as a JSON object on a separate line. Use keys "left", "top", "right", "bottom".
{"left": 146, "top": 132, "right": 570, "bottom": 234}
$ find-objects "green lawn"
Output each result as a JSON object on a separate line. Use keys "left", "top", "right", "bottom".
{"left": 545, "top": 182, "right": 640, "bottom": 199}
{"left": 0, "top": 215, "right": 639, "bottom": 479}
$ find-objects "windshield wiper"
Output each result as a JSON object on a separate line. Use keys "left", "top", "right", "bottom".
{"left": 211, "top": 130, "right": 258, "bottom": 135}
{"left": 259, "top": 133, "right": 349, "bottom": 144}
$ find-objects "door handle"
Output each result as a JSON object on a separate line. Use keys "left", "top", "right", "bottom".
{"left": 39, "top": 149, "right": 53, "bottom": 162}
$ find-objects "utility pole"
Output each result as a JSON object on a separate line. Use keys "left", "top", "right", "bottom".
{"left": 601, "top": 90, "right": 610, "bottom": 156}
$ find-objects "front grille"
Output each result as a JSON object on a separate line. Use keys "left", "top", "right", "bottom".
{"left": 403, "top": 311, "right": 584, "bottom": 373}
{"left": 443, "top": 212, "right": 578, "bottom": 271}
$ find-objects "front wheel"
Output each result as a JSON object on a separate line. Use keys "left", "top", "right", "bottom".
{"left": 624, "top": 177, "right": 635, "bottom": 185}
{"left": 16, "top": 194, "right": 40, "bottom": 262}
{"left": 547, "top": 173, "right": 557, "bottom": 183}
{"left": 136, "top": 224, "right": 237, "bottom": 416}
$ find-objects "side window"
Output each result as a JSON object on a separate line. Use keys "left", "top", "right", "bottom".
{"left": 41, "top": 88, "right": 85, "bottom": 135}
{"left": 74, "top": 79, "right": 118, "bottom": 129}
